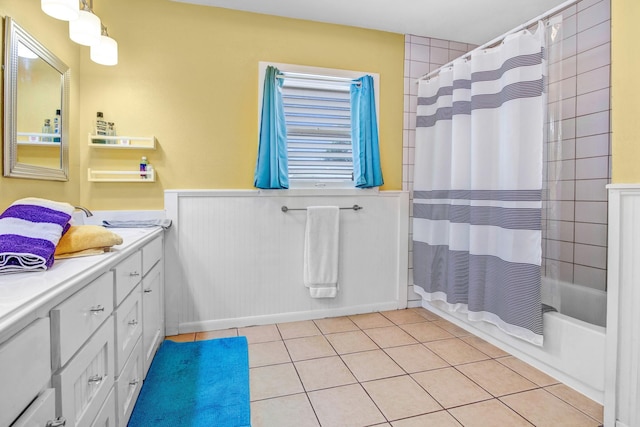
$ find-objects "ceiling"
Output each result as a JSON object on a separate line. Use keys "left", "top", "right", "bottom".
{"left": 170, "top": 0, "right": 570, "bottom": 44}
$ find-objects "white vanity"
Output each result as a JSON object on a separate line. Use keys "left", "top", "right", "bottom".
{"left": 0, "top": 227, "right": 165, "bottom": 427}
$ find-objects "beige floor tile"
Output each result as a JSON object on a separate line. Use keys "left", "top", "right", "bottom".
{"left": 424, "top": 338, "right": 490, "bottom": 365}
{"left": 410, "top": 307, "right": 443, "bottom": 321}
{"left": 460, "top": 335, "right": 510, "bottom": 358}
{"left": 314, "top": 316, "right": 359, "bottom": 334}
{"left": 277, "top": 320, "right": 322, "bottom": 339}
{"left": 284, "top": 335, "right": 336, "bottom": 361}
{"left": 295, "top": 355, "right": 357, "bottom": 391}
{"left": 380, "top": 309, "right": 428, "bottom": 325}
{"left": 249, "top": 340, "right": 291, "bottom": 368}
{"left": 456, "top": 360, "right": 538, "bottom": 397}
{"left": 400, "top": 321, "right": 454, "bottom": 342}
{"left": 500, "top": 389, "right": 602, "bottom": 427}
{"left": 195, "top": 328, "right": 237, "bottom": 340}
{"left": 497, "top": 356, "right": 559, "bottom": 387}
{"left": 238, "top": 324, "right": 282, "bottom": 344}
{"left": 362, "top": 375, "right": 442, "bottom": 420}
{"left": 349, "top": 312, "right": 395, "bottom": 329}
{"left": 251, "top": 393, "right": 320, "bottom": 427}
{"left": 412, "top": 367, "right": 492, "bottom": 408}
{"left": 391, "top": 411, "right": 462, "bottom": 427}
{"left": 342, "top": 349, "right": 405, "bottom": 382}
{"left": 448, "top": 399, "right": 533, "bottom": 427}
{"left": 164, "top": 333, "right": 195, "bottom": 342}
{"left": 431, "top": 319, "right": 472, "bottom": 337}
{"left": 308, "top": 384, "right": 386, "bottom": 427}
{"left": 325, "top": 330, "right": 379, "bottom": 354}
{"left": 364, "top": 326, "right": 419, "bottom": 348}
{"left": 545, "top": 384, "right": 604, "bottom": 423}
{"left": 250, "top": 363, "right": 304, "bottom": 401}
{"left": 384, "top": 344, "right": 449, "bottom": 373}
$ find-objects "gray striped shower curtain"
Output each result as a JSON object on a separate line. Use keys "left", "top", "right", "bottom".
{"left": 412, "top": 22, "right": 546, "bottom": 345}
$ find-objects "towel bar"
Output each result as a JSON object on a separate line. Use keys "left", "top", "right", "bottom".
{"left": 281, "top": 205, "right": 363, "bottom": 213}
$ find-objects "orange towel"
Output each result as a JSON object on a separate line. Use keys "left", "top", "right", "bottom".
{"left": 55, "top": 225, "right": 123, "bottom": 258}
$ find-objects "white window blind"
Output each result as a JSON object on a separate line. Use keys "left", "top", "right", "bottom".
{"left": 280, "top": 76, "right": 354, "bottom": 182}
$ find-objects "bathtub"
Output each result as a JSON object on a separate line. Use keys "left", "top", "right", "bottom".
{"left": 416, "top": 278, "right": 606, "bottom": 403}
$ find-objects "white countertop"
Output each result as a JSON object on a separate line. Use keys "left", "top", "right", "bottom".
{"left": 0, "top": 227, "right": 163, "bottom": 344}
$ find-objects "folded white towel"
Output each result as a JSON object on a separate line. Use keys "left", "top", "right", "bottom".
{"left": 303, "top": 206, "right": 339, "bottom": 298}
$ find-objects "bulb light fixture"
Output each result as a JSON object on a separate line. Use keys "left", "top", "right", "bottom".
{"left": 90, "top": 25, "right": 118, "bottom": 66}
{"left": 41, "top": 0, "right": 79, "bottom": 21}
{"left": 69, "top": 0, "right": 101, "bottom": 46}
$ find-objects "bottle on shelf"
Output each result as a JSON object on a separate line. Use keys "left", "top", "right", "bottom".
{"left": 42, "top": 119, "right": 52, "bottom": 142}
{"left": 140, "top": 156, "right": 148, "bottom": 179}
{"left": 94, "top": 112, "right": 107, "bottom": 144}
{"left": 53, "top": 109, "right": 61, "bottom": 143}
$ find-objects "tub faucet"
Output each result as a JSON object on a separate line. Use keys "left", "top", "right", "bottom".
{"left": 74, "top": 206, "right": 93, "bottom": 217}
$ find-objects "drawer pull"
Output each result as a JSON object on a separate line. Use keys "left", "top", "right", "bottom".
{"left": 88, "top": 374, "right": 104, "bottom": 385}
{"left": 143, "top": 288, "right": 153, "bottom": 293}
{"left": 128, "top": 319, "right": 139, "bottom": 326}
{"left": 129, "top": 378, "right": 140, "bottom": 386}
{"left": 89, "top": 305, "right": 105, "bottom": 314}
{"left": 46, "top": 417, "right": 67, "bottom": 427}
{"left": 129, "top": 271, "right": 140, "bottom": 277}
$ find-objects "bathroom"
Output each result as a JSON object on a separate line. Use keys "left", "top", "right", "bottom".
{"left": 0, "top": 0, "right": 638, "bottom": 425}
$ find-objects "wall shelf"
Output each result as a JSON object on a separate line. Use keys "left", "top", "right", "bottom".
{"left": 88, "top": 134, "right": 155, "bottom": 149}
{"left": 88, "top": 168, "right": 155, "bottom": 182}
{"left": 17, "top": 131, "right": 61, "bottom": 145}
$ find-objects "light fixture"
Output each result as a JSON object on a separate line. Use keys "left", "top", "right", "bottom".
{"left": 90, "top": 25, "right": 118, "bottom": 66}
{"left": 41, "top": 0, "right": 79, "bottom": 21}
{"left": 69, "top": 0, "right": 101, "bottom": 46}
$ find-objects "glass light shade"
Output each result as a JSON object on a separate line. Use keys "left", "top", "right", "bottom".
{"left": 90, "top": 35, "right": 118, "bottom": 66}
{"left": 41, "top": 0, "right": 79, "bottom": 21}
{"left": 69, "top": 10, "right": 101, "bottom": 46}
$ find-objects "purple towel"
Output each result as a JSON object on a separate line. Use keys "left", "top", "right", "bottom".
{"left": 0, "top": 198, "right": 74, "bottom": 273}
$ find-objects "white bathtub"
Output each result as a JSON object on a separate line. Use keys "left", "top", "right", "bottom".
{"left": 416, "top": 278, "right": 606, "bottom": 403}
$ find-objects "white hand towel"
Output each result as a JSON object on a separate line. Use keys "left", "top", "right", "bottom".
{"left": 303, "top": 206, "right": 339, "bottom": 298}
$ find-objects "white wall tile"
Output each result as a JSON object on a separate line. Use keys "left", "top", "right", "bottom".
{"left": 576, "top": 133, "right": 609, "bottom": 158}
{"left": 410, "top": 35, "right": 430, "bottom": 46}
{"left": 410, "top": 43, "right": 430, "bottom": 63}
{"left": 575, "top": 201, "right": 607, "bottom": 223}
{"left": 561, "top": 12, "right": 577, "bottom": 39}
{"left": 546, "top": 220, "right": 575, "bottom": 241}
{"left": 576, "top": 110, "right": 609, "bottom": 138}
{"left": 574, "top": 222, "right": 607, "bottom": 246}
{"left": 561, "top": 97, "right": 577, "bottom": 120}
{"left": 577, "top": 42, "right": 610, "bottom": 74}
{"left": 576, "top": 156, "right": 609, "bottom": 179}
{"left": 545, "top": 259, "right": 575, "bottom": 283}
{"left": 549, "top": 180, "right": 576, "bottom": 201}
{"left": 561, "top": 76, "right": 578, "bottom": 100}
{"left": 574, "top": 243, "right": 607, "bottom": 269}
{"left": 559, "top": 159, "right": 576, "bottom": 181}
{"left": 448, "top": 49, "right": 465, "bottom": 62}
{"left": 430, "top": 38, "right": 448, "bottom": 48}
{"left": 576, "top": 88, "right": 610, "bottom": 116}
{"left": 547, "top": 239, "right": 574, "bottom": 263}
{"left": 561, "top": 117, "right": 576, "bottom": 139}
{"left": 430, "top": 47, "right": 449, "bottom": 65}
{"left": 577, "top": 0, "right": 603, "bottom": 12}
{"left": 577, "top": 20, "right": 610, "bottom": 54}
{"left": 562, "top": 35, "right": 577, "bottom": 60}
{"left": 410, "top": 61, "right": 430, "bottom": 79}
{"left": 547, "top": 201, "right": 575, "bottom": 221}
{"left": 575, "top": 178, "right": 608, "bottom": 201}
{"left": 573, "top": 265, "right": 606, "bottom": 291}
{"left": 577, "top": 0, "right": 611, "bottom": 33}
{"left": 576, "top": 65, "right": 610, "bottom": 96}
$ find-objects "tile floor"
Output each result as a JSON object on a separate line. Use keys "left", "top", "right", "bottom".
{"left": 166, "top": 308, "right": 604, "bottom": 427}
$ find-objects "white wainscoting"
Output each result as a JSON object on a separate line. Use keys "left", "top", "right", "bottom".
{"left": 604, "top": 184, "right": 640, "bottom": 427}
{"left": 164, "top": 189, "right": 409, "bottom": 335}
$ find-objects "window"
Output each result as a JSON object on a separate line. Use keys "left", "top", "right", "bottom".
{"left": 258, "top": 62, "right": 380, "bottom": 188}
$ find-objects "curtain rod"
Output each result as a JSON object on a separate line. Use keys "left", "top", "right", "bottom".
{"left": 416, "top": 0, "right": 578, "bottom": 83}
{"left": 281, "top": 204, "right": 363, "bottom": 212}
{"left": 276, "top": 72, "right": 360, "bottom": 86}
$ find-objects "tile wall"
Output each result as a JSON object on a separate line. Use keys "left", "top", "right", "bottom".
{"left": 404, "top": 0, "right": 612, "bottom": 305}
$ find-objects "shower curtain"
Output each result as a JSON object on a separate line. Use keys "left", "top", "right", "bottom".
{"left": 412, "top": 22, "right": 546, "bottom": 345}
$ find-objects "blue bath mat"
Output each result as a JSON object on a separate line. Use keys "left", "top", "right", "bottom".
{"left": 128, "top": 337, "right": 250, "bottom": 427}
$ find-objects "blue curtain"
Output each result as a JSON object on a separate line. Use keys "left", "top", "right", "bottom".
{"left": 351, "top": 75, "right": 383, "bottom": 188}
{"left": 254, "top": 66, "right": 289, "bottom": 189}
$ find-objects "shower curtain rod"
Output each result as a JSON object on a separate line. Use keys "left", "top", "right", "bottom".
{"left": 416, "top": 0, "right": 578, "bottom": 83}
{"left": 276, "top": 72, "right": 361, "bottom": 86}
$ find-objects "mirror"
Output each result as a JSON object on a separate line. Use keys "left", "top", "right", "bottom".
{"left": 3, "top": 17, "right": 69, "bottom": 181}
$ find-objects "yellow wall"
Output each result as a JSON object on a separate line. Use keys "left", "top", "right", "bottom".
{"left": 611, "top": 0, "right": 640, "bottom": 183}
{"left": 0, "top": 0, "right": 81, "bottom": 210}
{"left": 81, "top": 0, "right": 405, "bottom": 210}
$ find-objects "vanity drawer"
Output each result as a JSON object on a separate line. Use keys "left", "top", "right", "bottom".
{"left": 114, "top": 284, "right": 142, "bottom": 375}
{"left": 0, "top": 318, "right": 51, "bottom": 427}
{"left": 91, "top": 387, "right": 116, "bottom": 427}
{"left": 53, "top": 317, "right": 115, "bottom": 427}
{"left": 115, "top": 338, "right": 143, "bottom": 427}
{"left": 10, "top": 388, "right": 58, "bottom": 427}
{"left": 142, "top": 236, "right": 162, "bottom": 276}
{"left": 51, "top": 271, "right": 114, "bottom": 369}
{"left": 114, "top": 251, "right": 142, "bottom": 306}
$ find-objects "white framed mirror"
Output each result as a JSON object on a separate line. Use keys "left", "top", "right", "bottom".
{"left": 3, "top": 16, "right": 70, "bottom": 181}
